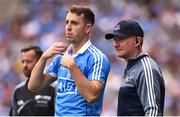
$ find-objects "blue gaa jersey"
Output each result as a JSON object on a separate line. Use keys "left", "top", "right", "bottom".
{"left": 46, "top": 40, "right": 110, "bottom": 116}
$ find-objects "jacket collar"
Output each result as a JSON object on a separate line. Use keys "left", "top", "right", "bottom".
{"left": 128, "top": 52, "right": 149, "bottom": 62}
{"left": 126, "top": 52, "right": 149, "bottom": 70}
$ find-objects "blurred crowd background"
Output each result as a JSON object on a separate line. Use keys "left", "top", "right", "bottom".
{"left": 0, "top": 0, "right": 180, "bottom": 115}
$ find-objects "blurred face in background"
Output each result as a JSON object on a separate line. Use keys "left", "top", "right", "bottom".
{"left": 65, "top": 12, "right": 91, "bottom": 44}
{"left": 21, "top": 50, "right": 38, "bottom": 78}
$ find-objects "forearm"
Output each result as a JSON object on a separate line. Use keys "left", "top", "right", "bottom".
{"left": 69, "top": 64, "right": 102, "bottom": 103}
{"left": 9, "top": 98, "right": 18, "bottom": 116}
{"left": 28, "top": 56, "right": 47, "bottom": 91}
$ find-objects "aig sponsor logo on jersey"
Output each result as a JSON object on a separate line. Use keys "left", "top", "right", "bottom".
{"left": 57, "top": 77, "right": 77, "bottom": 95}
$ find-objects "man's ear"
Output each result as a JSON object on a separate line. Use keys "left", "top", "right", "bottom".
{"left": 85, "top": 24, "right": 92, "bottom": 34}
{"left": 135, "top": 37, "right": 142, "bottom": 47}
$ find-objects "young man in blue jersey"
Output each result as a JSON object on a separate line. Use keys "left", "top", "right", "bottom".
{"left": 28, "top": 5, "right": 110, "bottom": 116}
{"left": 105, "top": 20, "right": 165, "bottom": 116}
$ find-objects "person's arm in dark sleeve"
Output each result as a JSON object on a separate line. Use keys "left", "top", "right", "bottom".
{"left": 9, "top": 90, "right": 18, "bottom": 116}
{"left": 137, "top": 68, "right": 163, "bottom": 116}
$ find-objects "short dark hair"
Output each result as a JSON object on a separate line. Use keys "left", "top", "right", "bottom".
{"left": 67, "top": 5, "right": 95, "bottom": 26}
{"left": 21, "top": 46, "right": 43, "bottom": 59}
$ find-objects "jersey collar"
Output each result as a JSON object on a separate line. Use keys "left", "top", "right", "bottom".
{"left": 65, "top": 39, "right": 91, "bottom": 57}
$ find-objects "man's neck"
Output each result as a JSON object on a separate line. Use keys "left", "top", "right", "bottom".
{"left": 71, "top": 38, "right": 89, "bottom": 55}
{"left": 125, "top": 49, "right": 143, "bottom": 62}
